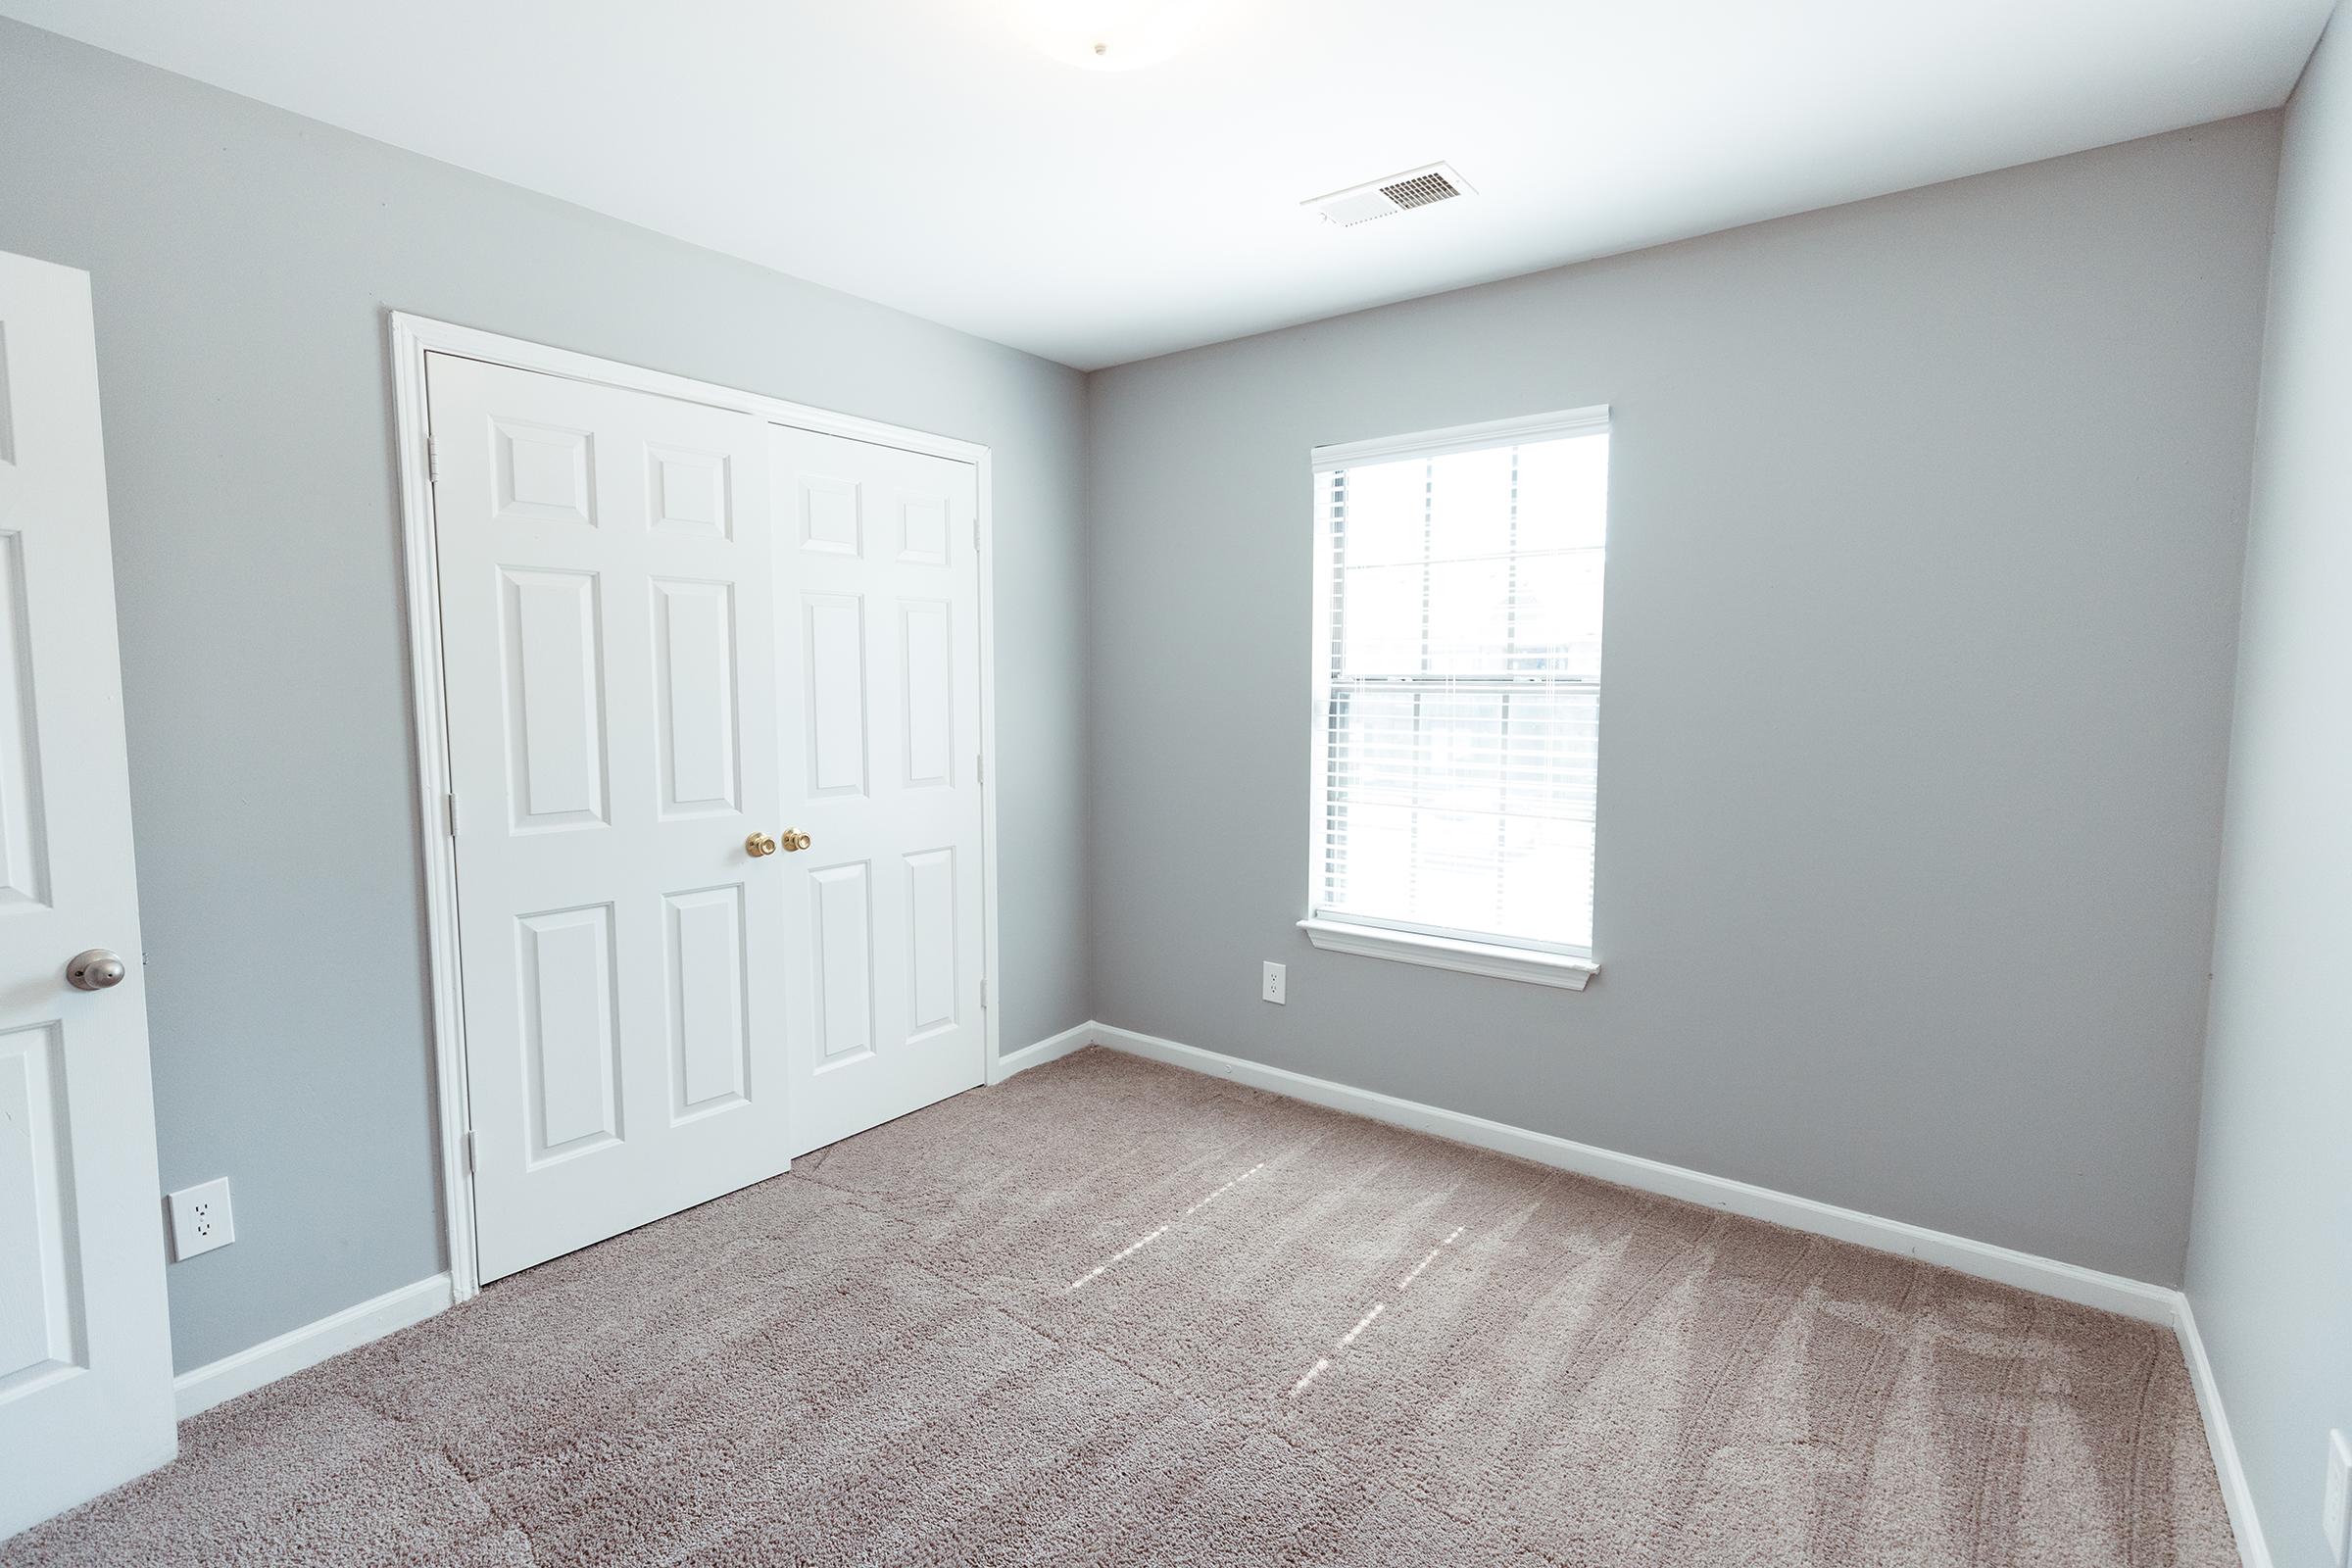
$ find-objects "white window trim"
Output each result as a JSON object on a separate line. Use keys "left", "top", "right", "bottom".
{"left": 1310, "top": 405, "right": 1611, "bottom": 471}
{"left": 1304, "top": 404, "right": 1610, "bottom": 989}
{"left": 1297, "top": 918, "right": 1598, "bottom": 990}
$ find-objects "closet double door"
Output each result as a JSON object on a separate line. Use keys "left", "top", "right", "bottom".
{"left": 429, "top": 355, "right": 984, "bottom": 1283}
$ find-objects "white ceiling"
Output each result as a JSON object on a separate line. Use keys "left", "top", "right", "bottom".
{"left": 2, "top": 1, "right": 2330, "bottom": 369}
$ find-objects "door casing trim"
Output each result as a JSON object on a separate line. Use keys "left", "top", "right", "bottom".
{"left": 387, "top": 311, "right": 1004, "bottom": 1302}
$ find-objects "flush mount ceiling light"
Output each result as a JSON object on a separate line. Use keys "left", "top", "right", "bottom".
{"left": 1012, "top": 0, "right": 1223, "bottom": 71}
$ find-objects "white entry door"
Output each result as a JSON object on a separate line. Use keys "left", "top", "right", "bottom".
{"left": 430, "top": 355, "right": 790, "bottom": 1284}
{"left": 0, "top": 253, "right": 175, "bottom": 1536}
{"left": 771, "top": 426, "right": 985, "bottom": 1153}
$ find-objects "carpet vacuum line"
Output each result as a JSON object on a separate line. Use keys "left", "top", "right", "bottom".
{"left": 1289, "top": 1226, "right": 1465, "bottom": 1397}
{"left": 1063, "top": 1162, "right": 1267, "bottom": 1293}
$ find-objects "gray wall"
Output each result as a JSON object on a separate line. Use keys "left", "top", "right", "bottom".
{"left": 0, "top": 8, "right": 2302, "bottom": 1388}
{"left": 2184, "top": 10, "right": 2352, "bottom": 1565}
{"left": 1087, "top": 118, "right": 2279, "bottom": 1286}
{"left": 0, "top": 20, "right": 1091, "bottom": 1373}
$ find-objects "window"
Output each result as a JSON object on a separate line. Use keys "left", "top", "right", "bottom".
{"left": 1301, "top": 409, "right": 1609, "bottom": 988}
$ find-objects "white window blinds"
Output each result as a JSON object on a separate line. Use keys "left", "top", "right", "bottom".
{"left": 1310, "top": 410, "right": 1609, "bottom": 956}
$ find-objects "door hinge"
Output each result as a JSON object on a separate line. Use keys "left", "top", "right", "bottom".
{"left": 444, "top": 791, "right": 459, "bottom": 837}
{"left": 426, "top": 437, "right": 442, "bottom": 483}
{"left": 463, "top": 1130, "right": 475, "bottom": 1175}
{"left": 975, "top": 753, "right": 985, "bottom": 785}
{"left": 972, "top": 515, "right": 980, "bottom": 552}
{"left": 979, "top": 979, "right": 987, "bottom": 1007}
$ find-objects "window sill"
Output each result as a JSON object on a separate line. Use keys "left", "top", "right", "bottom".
{"left": 1296, "top": 919, "right": 1599, "bottom": 991}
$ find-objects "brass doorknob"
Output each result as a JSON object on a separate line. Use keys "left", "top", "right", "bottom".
{"left": 781, "top": 829, "right": 812, "bottom": 853}
{"left": 746, "top": 832, "right": 777, "bottom": 858}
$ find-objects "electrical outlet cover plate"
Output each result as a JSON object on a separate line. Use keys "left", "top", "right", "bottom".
{"left": 2325, "top": 1429, "right": 2351, "bottom": 1564}
{"left": 168, "top": 1177, "right": 235, "bottom": 1261}
{"left": 1261, "top": 960, "right": 1287, "bottom": 1004}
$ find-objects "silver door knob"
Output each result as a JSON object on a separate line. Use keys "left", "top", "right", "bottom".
{"left": 67, "top": 949, "right": 126, "bottom": 991}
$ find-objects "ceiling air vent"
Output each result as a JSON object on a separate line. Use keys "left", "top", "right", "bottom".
{"left": 1303, "top": 162, "right": 1476, "bottom": 227}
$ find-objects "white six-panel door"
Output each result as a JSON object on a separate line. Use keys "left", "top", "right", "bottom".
{"left": 431, "top": 353, "right": 988, "bottom": 1285}
{"left": 431, "top": 354, "right": 790, "bottom": 1284}
{"left": 0, "top": 252, "right": 175, "bottom": 1537}
{"left": 771, "top": 426, "right": 985, "bottom": 1154}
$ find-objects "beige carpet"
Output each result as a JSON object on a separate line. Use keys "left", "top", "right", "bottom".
{"left": 8, "top": 1046, "right": 2234, "bottom": 1566}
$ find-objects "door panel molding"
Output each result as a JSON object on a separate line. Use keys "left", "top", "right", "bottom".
{"left": 0, "top": 251, "right": 175, "bottom": 1536}
{"left": 388, "top": 313, "right": 1002, "bottom": 1303}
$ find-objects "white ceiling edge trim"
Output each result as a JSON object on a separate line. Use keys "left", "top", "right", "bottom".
{"left": 1088, "top": 107, "right": 2302, "bottom": 371}
{"left": 0, "top": 1, "right": 2328, "bottom": 373}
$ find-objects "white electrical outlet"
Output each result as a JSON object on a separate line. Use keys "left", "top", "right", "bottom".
{"left": 1261, "top": 960, "right": 1286, "bottom": 1004}
{"left": 167, "top": 1177, "right": 235, "bottom": 1261}
{"left": 2325, "top": 1428, "right": 2351, "bottom": 1564}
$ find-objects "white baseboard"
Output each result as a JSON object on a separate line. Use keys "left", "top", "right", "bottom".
{"left": 172, "top": 1273, "right": 452, "bottom": 1420}
{"left": 988, "top": 1019, "right": 1098, "bottom": 1085}
{"left": 1091, "top": 1022, "right": 2179, "bottom": 1325}
{"left": 154, "top": 1031, "right": 2265, "bottom": 1568}
{"left": 1097, "top": 1025, "right": 2278, "bottom": 1562}
{"left": 2174, "top": 1291, "right": 2272, "bottom": 1568}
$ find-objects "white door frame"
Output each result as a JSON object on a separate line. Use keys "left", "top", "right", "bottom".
{"left": 386, "top": 313, "right": 1003, "bottom": 1303}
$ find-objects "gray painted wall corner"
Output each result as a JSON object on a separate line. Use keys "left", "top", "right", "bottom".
{"left": 0, "top": 17, "right": 1091, "bottom": 1373}
{"left": 2183, "top": 9, "right": 2352, "bottom": 1566}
